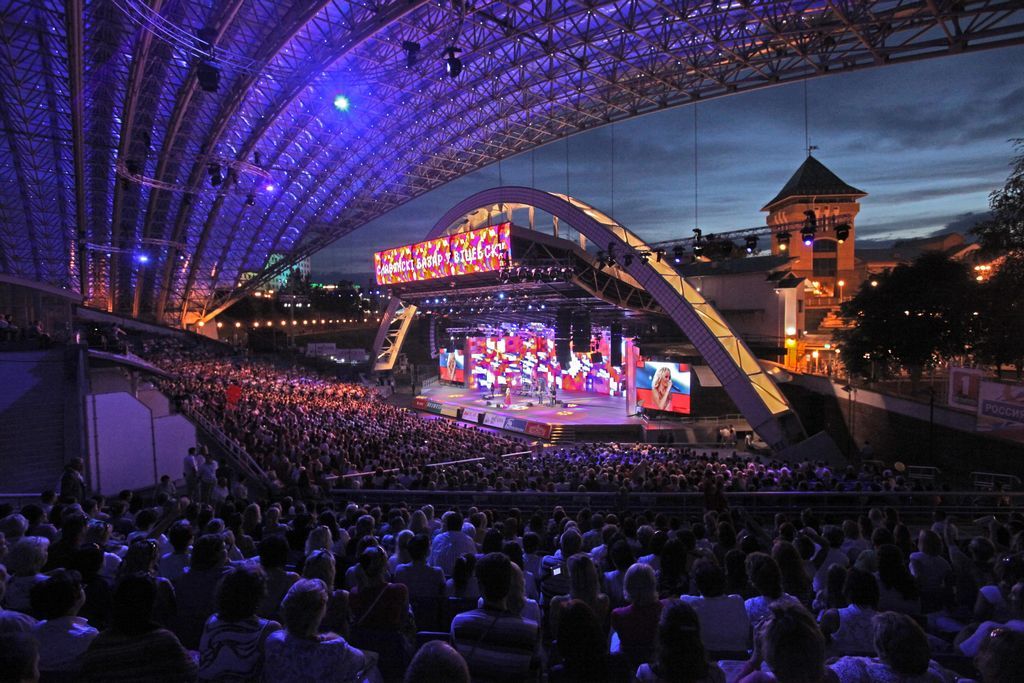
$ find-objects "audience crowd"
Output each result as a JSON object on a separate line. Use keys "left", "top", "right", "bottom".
{"left": 1, "top": 340, "right": 1019, "bottom": 682}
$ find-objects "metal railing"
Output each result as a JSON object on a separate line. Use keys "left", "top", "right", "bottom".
{"left": 328, "top": 488, "right": 1024, "bottom": 520}
{"left": 182, "top": 406, "right": 270, "bottom": 491}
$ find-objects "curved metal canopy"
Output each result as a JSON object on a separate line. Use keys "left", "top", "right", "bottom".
{"left": 2, "top": 0, "right": 1023, "bottom": 325}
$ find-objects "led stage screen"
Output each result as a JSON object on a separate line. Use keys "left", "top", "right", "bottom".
{"left": 635, "top": 360, "right": 691, "bottom": 414}
{"left": 374, "top": 223, "right": 511, "bottom": 285}
{"left": 439, "top": 348, "right": 465, "bottom": 383}
{"left": 467, "top": 329, "right": 625, "bottom": 397}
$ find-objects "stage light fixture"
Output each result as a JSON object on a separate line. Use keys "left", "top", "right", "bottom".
{"left": 745, "top": 235, "right": 758, "bottom": 254}
{"left": 135, "top": 253, "right": 150, "bottom": 264}
{"left": 402, "top": 40, "right": 421, "bottom": 68}
{"left": 692, "top": 243, "right": 704, "bottom": 257}
{"left": 693, "top": 228, "right": 702, "bottom": 238}
{"left": 197, "top": 60, "right": 220, "bottom": 92}
{"left": 333, "top": 94, "right": 350, "bottom": 112}
{"left": 801, "top": 225, "right": 816, "bottom": 246}
{"left": 444, "top": 47, "right": 463, "bottom": 78}
{"left": 776, "top": 230, "right": 790, "bottom": 251}
{"left": 672, "top": 245, "right": 684, "bottom": 263}
{"left": 835, "top": 223, "right": 851, "bottom": 243}
{"left": 208, "top": 163, "right": 223, "bottom": 187}
{"left": 245, "top": 193, "right": 255, "bottom": 206}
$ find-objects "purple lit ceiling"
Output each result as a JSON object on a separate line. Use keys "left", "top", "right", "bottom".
{"left": 2, "top": 0, "right": 1022, "bottom": 325}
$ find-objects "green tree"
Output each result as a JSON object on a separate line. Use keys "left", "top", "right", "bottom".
{"left": 835, "top": 253, "right": 975, "bottom": 388}
{"left": 970, "top": 139, "right": 1024, "bottom": 378}
{"left": 972, "top": 138, "right": 1024, "bottom": 255}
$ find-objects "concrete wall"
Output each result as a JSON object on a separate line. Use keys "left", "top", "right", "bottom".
{"left": 784, "top": 376, "right": 1024, "bottom": 479}
{"left": 85, "top": 392, "right": 197, "bottom": 495}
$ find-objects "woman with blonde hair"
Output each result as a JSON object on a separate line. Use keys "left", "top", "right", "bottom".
{"left": 303, "top": 549, "right": 351, "bottom": 637}
{"left": 263, "top": 578, "right": 379, "bottom": 682}
{"left": 550, "top": 552, "right": 610, "bottom": 634}
{"left": 4, "top": 536, "right": 50, "bottom": 612}
{"left": 304, "top": 525, "right": 333, "bottom": 557}
{"left": 650, "top": 366, "right": 674, "bottom": 411}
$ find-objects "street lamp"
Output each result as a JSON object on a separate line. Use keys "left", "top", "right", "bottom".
{"left": 837, "top": 279, "right": 845, "bottom": 301}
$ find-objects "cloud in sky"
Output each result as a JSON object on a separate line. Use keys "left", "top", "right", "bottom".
{"left": 313, "top": 45, "right": 1024, "bottom": 279}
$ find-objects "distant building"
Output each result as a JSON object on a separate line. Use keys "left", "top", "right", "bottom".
{"left": 763, "top": 155, "right": 866, "bottom": 296}
{"left": 239, "top": 254, "right": 311, "bottom": 291}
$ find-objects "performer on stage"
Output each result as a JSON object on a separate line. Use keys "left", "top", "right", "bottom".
{"left": 549, "top": 379, "right": 557, "bottom": 406}
{"left": 504, "top": 385, "right": 512, "bottom": 408}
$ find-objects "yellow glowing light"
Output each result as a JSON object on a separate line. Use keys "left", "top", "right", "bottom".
{"left": 812, "top": 350, "right": 819, "bottom": 359}
{"left": 216, "top": 322, "right": 223, "bottom": 328}
{"left": 197, "top": 321, "right": 205, "bottom": 327}
{"left": 785, "top": 338, "right": 797, "bottom": 348}
{"left": 785, "top": 326, "right": 797, "bottom": 336}
{"left": 837, "top": 280, "right": 845, "bottom": 287}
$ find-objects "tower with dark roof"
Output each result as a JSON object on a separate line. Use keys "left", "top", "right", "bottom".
{"left": 762, "top": 156, "right": 866, "bottom": 295}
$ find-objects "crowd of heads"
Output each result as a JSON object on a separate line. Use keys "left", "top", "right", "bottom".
{"left": 1, "top": 473, "right": 1023, "bottom": 681}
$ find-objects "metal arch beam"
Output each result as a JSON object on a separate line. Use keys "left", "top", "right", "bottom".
{"left": 64, "top": 0, "right": 86, "bottom": 296}
{"left": 175, "top": 0, "right": 437, "bottom": 325}
{"left": 372, "top": 299, "right": 419, "bottom": 372}
{"left": 372, "top": 187, "right": 806, "bottom": 450}
{"left": 153, "top": 0, "right": 325, "bottom": 322}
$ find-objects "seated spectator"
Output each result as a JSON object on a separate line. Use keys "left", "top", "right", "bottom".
{"left": 21, "top": 504, "right": 58, "bottom": 542}
{"left": 198, "top": 564, "right": 281, "bottom": 682}
{"left": 348, "top": 545, "right": 411, "bottom": 679}
{"left": 30, "top": 568, "right": 98, "bottom": 676}
{"left": 263, "top": 578, "right": 379, "bottom": 682}
{"left": 840, "top": 520, "right": 871, "bottom": 566}
{"left": 909, "top": 530, "right": 952, "bottom": 614}
{"left": 451, "top": 552, "right": 539, "bottom": 682}
{"left": 4, "top": 536, "right": 50, "bottom": 613}
{"left": 79, "top": 573, "right": 197, "bottom": 682}
{"left": 974, "top": 554, "right": 1023, "bottom": 624}
{"left": 67, "top": 544, "right": 113, "bottom": 630}
{"left": 636, "top": 599, "right": 726, "bottom": 683}
{"left": 303, "top": 549, "right": 350, "bottom": 636}
{"left": 388, "top": 529, "right": 414, "bottom": 575}
{"left": 480, "top": 562, "right": 541, "bottom": 625}
{"left": 0, "top": 632, "right": 39, "bottom": 683}
{"left": 808, "top": 526, "right": 850, "bottom": 593}
{"left": 429, "top": 511, "right": 477, "bottom": 577}
{"left": 158, "top": 520, "right": 193, "bottom": 583}
{"left": 45, "top": 513, "right": 89, "bottom": 571}
{"left": 446, "top": 553, "right": 480, "bottom": 601}
{"left": 82, "top": 520, "right": 121, "bottom": 580}
{"left": 550, "top": 552, "right": 610, "bottom": 634}
{"left": 875, "top": 544, "right": 921, "bottom": 616}
{"left": 541, "top": 528, "right": 582, "bottom": 603}
{"left": 552, "top": 599, "right": 622, "bottom": 682}
{"left": 680, "top": 559, "right": 751, "bottom": 654}
{"left": 773, "top": 541, "right": 813, "bottom": 607}
{"left": 395, "top": 533, "right": 445, "bottom": 601}
{"left": 974, "top": 627, "right": 1024, "bottom": 683}
{"left": 173, "top": 533, "right": 230, "bottom": 649}
{"left": 657, "top": 538, "right": 692, "bottom": 599}
{"left": 829, "top": 611, "right": 954, "bottom": 683}
{"left": 116, "top": 539, "right": 177, "bottom": 626}
{"left": 404, "top": 640, "right": 470, "bottom": 683}
{"left": 0, "top": 565, "right": 37, "bottom": 633}
{"left": 745, "top": 552, "right": 798, "bottom": 629}
{"left": 739, "top": 602, "right": 838, "bottom": 683}
{"left": 610, "top": 563, "right": 664, "bottom": 668}
{"left": 819, "top": 568, "right": 880, "bottom": 656}
{"left": 256, "top": 535, "right": 299, "bottom": 620}
{"left": 726, "top": 549, "right": 756, "bottom": 600}
{"left": 603, "top": 539, "right": 635, "bottom": 608}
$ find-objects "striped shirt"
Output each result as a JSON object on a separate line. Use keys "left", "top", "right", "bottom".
{"left": 451, "top": 607, "right": 539, "bottom": 682}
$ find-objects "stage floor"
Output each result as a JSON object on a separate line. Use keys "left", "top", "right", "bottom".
{"left": 418, "top": 384, "right": 640, "bottom": 427}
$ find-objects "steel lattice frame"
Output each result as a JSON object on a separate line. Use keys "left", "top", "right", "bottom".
{"left": 2, "top": 0, "right": 1023, "bottom": 324}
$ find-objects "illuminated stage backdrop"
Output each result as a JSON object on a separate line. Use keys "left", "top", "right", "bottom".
{"left": 438, "top": 348, "right": 465, "bottom": 383}
{"left": 466, "top": 328, "right": 625, "bottom": 397}
{"left": 374, "top": 223, "right": 511, "bottom": 285}
{"left": 635, "top": 360, "right": 691, "bottom": 414}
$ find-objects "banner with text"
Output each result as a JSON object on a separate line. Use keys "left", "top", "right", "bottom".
{"left": 374, "top": 223, "right": 511, "bottom": 286}
{"left": 977, "top": 379, "right": 1024, "bottom": 435}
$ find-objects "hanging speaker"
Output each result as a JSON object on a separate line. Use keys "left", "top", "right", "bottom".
{"left": 571, "top": 308, "right": 591, "bottom": 352}
{"left": 610, "top": 321, "right": 622, "bottom": 366}
{"left": 556, "top": 309, "right": 572, "bottom": 367}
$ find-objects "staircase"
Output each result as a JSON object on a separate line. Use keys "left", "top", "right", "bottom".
{"left": 548, "top": 425, "right": 576, "bottom": 443}
{"left": 0, "top": 349, "right": 78, "bottom": 493}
